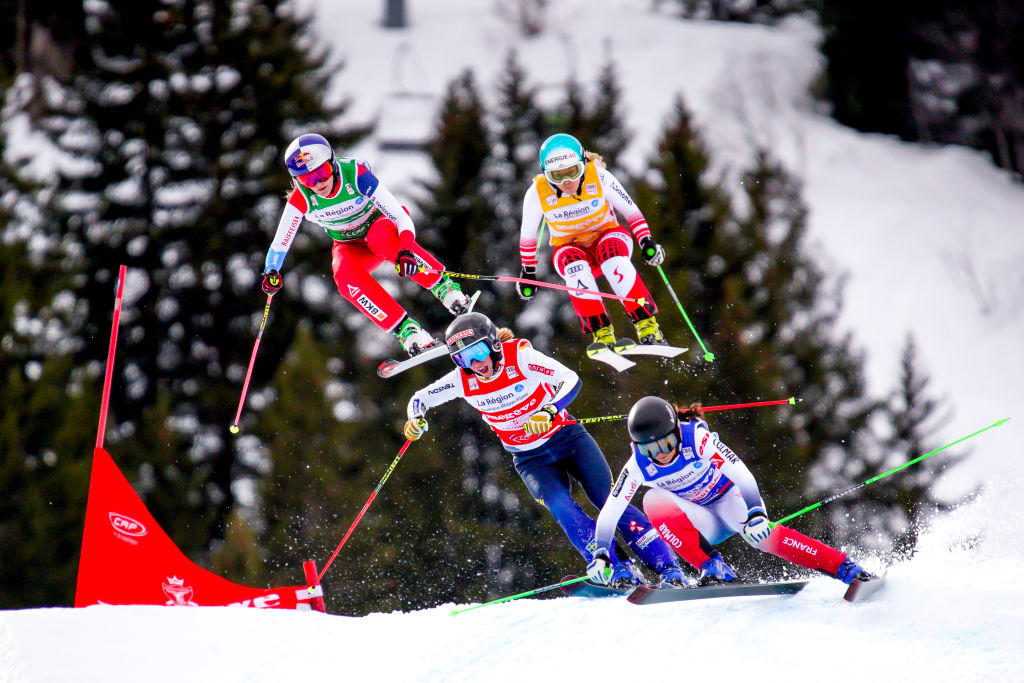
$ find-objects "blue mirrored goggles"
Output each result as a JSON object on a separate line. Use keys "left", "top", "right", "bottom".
{"left": 634, "top": 431, "right": 681, "bottom": 461}
{"left": 451, "top": 340, "right": 492, "bottom": 369}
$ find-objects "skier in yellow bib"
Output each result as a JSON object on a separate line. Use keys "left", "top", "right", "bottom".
{"left": 517, "top": 134, "right": 668, "bottom": 352}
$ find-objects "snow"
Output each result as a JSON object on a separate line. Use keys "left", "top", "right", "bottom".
{"left": 3, "top": 495, "right": 1023, "bottom": 681}
{"left": 3, "top": 1, "right": 1023, "bottom": 679}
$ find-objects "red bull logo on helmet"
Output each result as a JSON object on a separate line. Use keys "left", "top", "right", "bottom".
{"left": 295, "top": 150, "right": 315, "bottom": 169}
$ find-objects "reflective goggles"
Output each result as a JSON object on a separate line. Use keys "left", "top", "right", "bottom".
{"left": 296, "top": 160, "right": 334, "bottom": 188}
{"left": 634, "top": 430, "right": 681, "bottom": 461}
{"left": 451, "top": 339, "right": 492, "bottom": 369}
{"left": 544, "top": 161, "right": 585, "bottom": 185}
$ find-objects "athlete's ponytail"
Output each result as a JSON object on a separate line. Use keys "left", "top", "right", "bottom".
{"left": 675, "top": 402, "right": 706, "bottom": 423}
{"left": 496, "top": 327, "right": 515, "bottom": 342}
{"left": 584, "top": 150, "right": 606, "bottom": 169}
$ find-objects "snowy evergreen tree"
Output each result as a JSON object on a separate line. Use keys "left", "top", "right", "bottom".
{"left": 0, "top": 0, "right": 363, "bottom": 604}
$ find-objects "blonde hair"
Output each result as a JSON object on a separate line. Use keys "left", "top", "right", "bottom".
{"left": 675, "top": 401, "right": 706, "bottom": 422}
{"left": 496, "top": 327, "right": 515, "bottom": 342}
{"left": 584, "top": 150, "right": 606, "bottom": 168}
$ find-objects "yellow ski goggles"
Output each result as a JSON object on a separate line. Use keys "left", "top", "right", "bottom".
{"left": 544, "top": 161, "right": 585, "bottom": 185}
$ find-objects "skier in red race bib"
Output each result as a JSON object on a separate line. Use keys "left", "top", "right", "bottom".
{"left": 402, "top": 312, "right": 688, "bottom": 588}
{"left": 517, "top": 133, "right": 669, "bottom": 353}
{"left": 262, "top": 133, "right": 474, "bottom": 356}
{"left": 588, "top": 396, "right": 875, "bottom": 587}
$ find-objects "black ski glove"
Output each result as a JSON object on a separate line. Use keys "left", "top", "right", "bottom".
{"left": 516, "top": 265, "right": 537, "bottom": 300}
{"left": 639, "top": 237, "right": 665, "bottom": 266}
{"left": 261, "top": 269, "right": 283, "bottom": 295}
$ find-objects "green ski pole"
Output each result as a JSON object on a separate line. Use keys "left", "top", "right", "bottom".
{"left": 449, "top": 575, "right": 589, "bottom": 616}
{"left": 652, "top": 263, "right": 715, "bottom": 362}
{"left": 772, "top": 417, "right": 1010, "bottom": 527}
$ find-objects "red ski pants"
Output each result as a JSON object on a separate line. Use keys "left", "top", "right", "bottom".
{"left": 642, "top": 486, "right": 847, "bottom": 576}
{"left": 552, "top": 227, "right": 656, "bottom": 333}
{"left": 331, "top": 216, "right": 443, "bottom": 332}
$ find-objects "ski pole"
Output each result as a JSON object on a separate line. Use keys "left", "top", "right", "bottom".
{"left": 311, "top": 439, "right": 414, "bottom": 589}
{"left": 418, "top": 266, "right": 647, "bottom": 306}
{"left": 449, "top": 576, "right": 589, "bottom": 616}
{"left": 230, "top": 293, "right": 273, "bottom": 434}
{"left": 96, "top": 264, "right": 127, "bottom": 450}
{"left": 772, "top": 417, "right": 1010, "bottom": 528}
{"left": 571, "top": 397, "right": 798, "bottom": 425}
{"left": 654, "top": 264, "right": 714, "bottom": 362}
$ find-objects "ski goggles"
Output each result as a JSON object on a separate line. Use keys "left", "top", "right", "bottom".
{"left": 544, "top": 161, "right": 585, "bottom": 185}
{"left": 451, "top": 339, "right": 492, "bottom": 369}
{"left": 296, "top": 160, "right": 334, "bottom": 188}
{"left": 634, "top": 430, "right": 681, "bottom": 461}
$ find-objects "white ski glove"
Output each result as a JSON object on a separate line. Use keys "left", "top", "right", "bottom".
{"left": 404, "top": 417, "right": 428, "bottom": 441}
{"left": 523, "top": 404, "right": 558, "bottom": 435}
{"left": 741, "top": 507, "right": 771, "bottom": 546}
{"left": 587, "top": 547, "right": 613, "bottom": 585}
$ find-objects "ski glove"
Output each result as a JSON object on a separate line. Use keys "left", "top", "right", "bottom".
{"left": 515, "top": 265, "right": 537, "bottom": 300}
{"left": 638, "top": 237, "right": 665, "bottom": 267}
{"left": 741, "top": 507, "right": 772, "bottom": 546}
{"left": 587, "top": 547, "right": 613, "bottom": 585}
{"left": 403, "top": 417, "right": 428, "bottom": 441}
{"left": 262, "top": 269, "right": 283, "bottom": 295}
{"left": 395, "top": 250, "right": 420, "bottom": 278}
{"left": 523, "top": 404, "right": 558, "bottom": 435}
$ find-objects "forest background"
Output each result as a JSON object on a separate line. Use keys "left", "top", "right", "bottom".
{"left": 1, "top": 0, "right": 1021, "bottom": 615}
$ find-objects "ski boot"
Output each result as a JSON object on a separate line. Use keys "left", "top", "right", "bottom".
{"left": 608, "top": 558, "right": 645, "bottom": 590}
{"left": 634, "top": 316, "right": 667, "bottom": 346}
{"left": 657, "top": 559, "right": 690, "bottom": 588}
{"left": 587, "top": 324, "right": 617, "bottom": 358}
{"left": 698, "top": 552, "right": 738, "bottom": 586}
{"left": 431, "top": 277, "right": 473, "bottom": 316}
{"left": 393, "top": 317, "right": 439, "bottom": 357}
{"left": 835, "top": 557, "right": 873, "bottom": 584}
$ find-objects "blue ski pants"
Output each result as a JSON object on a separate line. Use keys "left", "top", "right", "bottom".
{"left": 511, "top": 424, "right": 675, "bottom": 570}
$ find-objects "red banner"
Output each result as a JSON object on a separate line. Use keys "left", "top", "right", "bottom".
{"left": 75, "top": 448, "right": 323, "bottom": 611}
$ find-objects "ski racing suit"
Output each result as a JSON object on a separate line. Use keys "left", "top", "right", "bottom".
{"left": 406, "top": 338, "right": 676, "bottom": 571}
{"left": 518, "top": 161, "right": 658, "bottom": 333}
{"left": 594, "top": 418, "right": 851, "bottom": 577}
{"left": 265, "top": 157, "right": 446, "bottom": 332}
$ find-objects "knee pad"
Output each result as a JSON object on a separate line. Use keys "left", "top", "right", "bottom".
{"left": 554, "top": 246, "right": 592, "bottom": 279}
{"left": 596, "top": 231, "right": 632, "bottom": 261}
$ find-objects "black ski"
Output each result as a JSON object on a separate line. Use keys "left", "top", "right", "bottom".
{"left": 628, "top": 579, "right": 809, "bottom": 605}
{"left": 843, "top": 573, "right": 886, "bottom": 603}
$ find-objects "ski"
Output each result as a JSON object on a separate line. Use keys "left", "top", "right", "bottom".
{"left": 560, "top": 575, "right": 637, "bottom": 599}
{"left": 612, "top": 338, "right": 688, "bottom": 358}
{"left": 843, "top": 572, "right": 886, "bottom": 603}
{"left": 586, "top": 343, "right": 636, "bottom": 372}
{"left": 628, "top": 579, "right": 809, "bottom": 605}
{"left": 376, "top": 292, "right": 481, "bottom": 378}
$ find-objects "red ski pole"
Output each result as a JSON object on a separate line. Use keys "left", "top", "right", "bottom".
{"left": 230, "top": 293, "right": 273, "bottom": 434}
{"left": 570, "top": 397, "right": 798, "bottom": 425}
{"left": 418, "top": 266, "right": 647, "bottom": 306}
{"left": 312, "top": 439, "right": 414, "bottom": 588}
{"left": 96, "top": 265, "right": 127, "bottom": 450}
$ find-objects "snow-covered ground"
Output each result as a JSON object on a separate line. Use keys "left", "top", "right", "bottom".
{"left": 3, "top": 494, "right": 1022, "bottom": 681}
{"left": 3, "top": 1, "right": 1022, "bottom": 680}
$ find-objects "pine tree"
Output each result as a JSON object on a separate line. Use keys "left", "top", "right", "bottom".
{"left": 1, "top": 0, "right": 363, "bottom": 604}
{"left": 827, "top": 334, "right": 974, "bottom": 558}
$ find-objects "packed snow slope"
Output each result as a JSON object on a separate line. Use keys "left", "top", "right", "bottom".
{"left": 3, "top": 493, "right": 1022, "bottom": 682}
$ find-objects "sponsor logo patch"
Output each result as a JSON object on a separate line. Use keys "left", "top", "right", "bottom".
{"left": 446, "top": 329, "right": 475, "bottom": 346}
{"left": 528, "top": 363, "right": 553, "bottom": 376}
{"left": 357, "top": 294, "right": 387, "bottom": 322}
